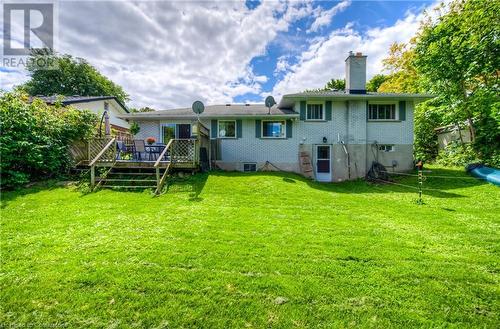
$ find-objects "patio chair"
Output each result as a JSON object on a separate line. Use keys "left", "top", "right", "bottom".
{"left": 133, "top": 140, "right": 148, "bottom": 160}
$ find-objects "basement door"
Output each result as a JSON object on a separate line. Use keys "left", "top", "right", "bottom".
{"left": 315, "top": 145, "right": 332, "bottom": 182}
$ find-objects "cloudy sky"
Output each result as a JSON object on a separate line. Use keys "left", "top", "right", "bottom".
{"left": 1, "top": 0, "right": 438, "bottom": 109}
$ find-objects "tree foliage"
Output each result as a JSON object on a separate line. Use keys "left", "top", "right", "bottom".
{"left": 21, "top": 49, "right": 129, "bottom": 104}
{"left": 0, "top": 92, "right": 98, "bottom": 188}
{"left": 413, "top": 0, "right": 500, "bottom": 165}
{"left": 378, "top": 43, "right": 422, "bottom": 93}
{"left": 305, "top": 78, "right": 345, "bottom": 92}
{"left": 366, "top": 74, "right": 388, "bottom": 92}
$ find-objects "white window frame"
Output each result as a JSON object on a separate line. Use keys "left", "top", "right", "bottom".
{"left": 378, "top": 144, "right": 395, "bottom": 152}
{"left": 306, "top": 101, "right": 325, "bottom": 121}
{"left": 218, "top": 120, "right": 236, "bottom": 138}
{"left": 243, "top": 163, "right": 257, "bottom": 172}
{"left": 261, "top": 120, "right": 286, "bottom": 139}
{"left": 160, "top": 123, "right": 177, "bottom": 144}
{"left": 368, "top": 101, "right": 398, "bottom": 121}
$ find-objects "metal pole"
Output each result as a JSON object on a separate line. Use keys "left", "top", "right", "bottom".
{"left": 417, "top": 166, "right": 423, "bottom": 205}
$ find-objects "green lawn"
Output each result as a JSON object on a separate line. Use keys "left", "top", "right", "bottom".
{"left": 1, "top": 167, "right": 499, "bottom": 328}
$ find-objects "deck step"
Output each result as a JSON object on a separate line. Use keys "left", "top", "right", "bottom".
{"left": 102, "top": 185, "right": 155, "bottom": 189}
{"left": 98, "top": 178, "right": 157, "bottom": 182}
{"left": 107, "top": 172, "right": 156, "bottom": 176}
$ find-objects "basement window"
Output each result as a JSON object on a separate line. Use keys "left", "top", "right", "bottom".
{"left": 378, "top": 145, "right": 395, "bottom": 152}
{"left": 243, "top": 163, "right": 257, "bottom": 172}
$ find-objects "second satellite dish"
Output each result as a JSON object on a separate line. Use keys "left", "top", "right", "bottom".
{"left": 192, "top": 100, "right": 205, "bottom": 115}
{"left": 265, "top": 96, "right": 276, "bottom": 108}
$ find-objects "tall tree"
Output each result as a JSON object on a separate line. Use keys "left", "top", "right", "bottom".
{"left": 413, "top": 0, "right": 500, "bottom": 142}
{"left": 21, "top": 49, "right": 129, "bottom": 104}
{"left": 378, "top": 43, "right": 422, "bottom": 93}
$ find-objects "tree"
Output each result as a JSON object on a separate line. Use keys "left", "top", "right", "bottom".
{"left": 413, "top": 0, "right": 500, "bottom": 143}
{"left": 21, "top": 49, "right": 129, "bottom": 104}
{"left": 324, "top": 78, "right": 345, "bottom": 91}
{"left": 131, "top": 106, "right": 156, "bottom": 113}
{"left": 0, "top": 91, "right": 97, "bottom": 188}
{"left": 305, "top": 78, "right": 345, "bottom": 92}
{"left": 366, "top": 74, "right": 387, "bottom": 92}
{"left": 378, "top": 43, "right": 422, "bottom": 93}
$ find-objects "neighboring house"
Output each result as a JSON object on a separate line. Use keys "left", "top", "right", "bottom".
{"left": 32, "top": 95, "right": 130, "bottom": 135}
{"left": 435, "top": 124, "right": 472, "bottom": 150}
{"left": 120, "top": 52, "right": 432, "bottom": 182}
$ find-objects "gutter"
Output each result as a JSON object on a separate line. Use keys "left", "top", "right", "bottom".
{"left": 118, "top": 114, "right": 300, "bottom": 120}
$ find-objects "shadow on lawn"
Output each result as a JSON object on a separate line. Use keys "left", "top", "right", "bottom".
{"left": 165, "top": 172, "right": 209, "bottom": 201}
{"left": 207, "top": 167, "right": 487, "bottom": 199}
{"left": 0, "top": 180, "right": 63, "bottom": 209}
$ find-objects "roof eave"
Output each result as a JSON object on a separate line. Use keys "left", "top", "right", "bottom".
{"left": 119, "top": 113, "right": 299, "bottom": 120}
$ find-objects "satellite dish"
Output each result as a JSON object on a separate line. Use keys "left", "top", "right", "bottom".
{"left": 192, "top": 100, "right": 205, "bottom": 115}
{"left": 265, "top": 96, "right": 276, "bottom": 108}
{"left": 265, "top": 96, "right": 276, "bottom": 115}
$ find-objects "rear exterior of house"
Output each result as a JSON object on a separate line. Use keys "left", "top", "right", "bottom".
{"left": 120, "top": 52, "right": 432, "bottom": 182}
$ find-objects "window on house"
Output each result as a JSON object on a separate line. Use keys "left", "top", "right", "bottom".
{"left": 306, "top": 103, "right": 324, "bottom": 120}
{"left": 218, "top": 120, "right": 236, "bottom": 138}
{"left": 262, "top": 121, "right": 285, "bottom": 138}
{"left": 378, "top": 144, "right": 395, "bottom": 152}
{"left": 368, "top": 103, "right": 397, "bottom": 120}
{"left": 243, "top": 163, "right": 257, "bottom": 172}
{"left": 162, "top": 124, "right": 176, "bottom": 144}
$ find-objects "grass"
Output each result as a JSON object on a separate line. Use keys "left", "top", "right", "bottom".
{"left": 1, "top": 166, "right": 499, "bottom": 328}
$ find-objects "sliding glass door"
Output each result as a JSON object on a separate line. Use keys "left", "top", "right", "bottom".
{"left": 161, "top": 124, "right": 176, "bottom": 144}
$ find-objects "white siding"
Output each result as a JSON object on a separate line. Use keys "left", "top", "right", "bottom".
{"left": 71, "top": 100, "right": 129, "bottom": 129}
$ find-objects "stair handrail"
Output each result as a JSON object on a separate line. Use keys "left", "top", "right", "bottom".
{"left": 154, "top": 139, "right": 174, "bottom": 168}
{"left": 89, "top": 137, "right": 116, "bottom": 167}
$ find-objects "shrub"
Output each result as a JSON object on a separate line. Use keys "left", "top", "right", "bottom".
{"left": 0, "top": 92, "right": 97, "bottom": 188}
{"left": 129, "top": 121, "right": 140, "bottom": 135}
{"left": 436, "top": 142, "right": 480, "bottom": 167}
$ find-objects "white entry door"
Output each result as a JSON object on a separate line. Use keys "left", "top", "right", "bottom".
{"left": 315, "top": 145, "right": 332, "bottom": 182}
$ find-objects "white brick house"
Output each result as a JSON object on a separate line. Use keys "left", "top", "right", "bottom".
{"left": 120, "top": 52, "right": 432, "bottom": 182}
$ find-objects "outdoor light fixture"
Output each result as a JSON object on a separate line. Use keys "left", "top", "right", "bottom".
{"left": 323, "top": 137, "right": 327, "bottom": 143}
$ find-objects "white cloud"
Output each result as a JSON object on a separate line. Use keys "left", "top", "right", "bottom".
{"left": 271, "top": 2, "right": 442, "bottom": 99}
{"left": 307, "top": 0, "right": 351, "bottom": 33}
{"left": 2, "top": 0, "right": 313, "bottom": 109}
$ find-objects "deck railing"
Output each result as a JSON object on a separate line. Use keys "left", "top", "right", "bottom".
{"left": 89, "top": 137, "right": 117, "bottom": 188}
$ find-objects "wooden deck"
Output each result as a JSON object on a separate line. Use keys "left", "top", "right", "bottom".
{"left": 98, "top": 160, "right": 198, "bottom": 169}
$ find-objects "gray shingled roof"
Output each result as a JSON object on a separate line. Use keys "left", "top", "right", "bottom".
{"left": 30, "top": 95, "right": 129, "bottom": 113}
{"left": 278, "top": 90, "right": 434, "bottom": 108}
{"left": 283, "top": 90, "right": 434, "bottom": 98}
{"left": 120, "top": 104, "right": 298, "bottom": 120}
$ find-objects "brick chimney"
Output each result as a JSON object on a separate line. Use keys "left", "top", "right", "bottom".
{"left": 345, "top": 51, "right": 367, "bottom": 94}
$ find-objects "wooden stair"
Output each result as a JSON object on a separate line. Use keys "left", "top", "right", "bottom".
{"left": 95, "top": 167, "right": 167, "bottom": 191}
{"left": 299, "top": 151, "right": 314, "bottom": 179}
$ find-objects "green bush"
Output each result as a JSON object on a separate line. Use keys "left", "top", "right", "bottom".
{"left": 0, "top": 92, "right": 97, "bottom": 188}
{"left": 413, "top": 101, "right": 443, "bottom": 162}
{"left": 436, "top": 142, "right": 480, "bottom": 167}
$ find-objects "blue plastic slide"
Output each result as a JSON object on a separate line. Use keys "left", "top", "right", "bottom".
{"left": 467, "top": 164, "right": 500, "bottom": 186}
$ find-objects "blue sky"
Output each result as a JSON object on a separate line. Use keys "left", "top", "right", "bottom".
{"left": 1, "top": 0, "right": 437, "bottom": 109}
{"left": 237, "top": 0, "right": 432, "bottom": 103}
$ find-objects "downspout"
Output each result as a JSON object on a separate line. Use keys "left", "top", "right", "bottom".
{"left": 344, "top": 101, "right": 351, "bottom": 179}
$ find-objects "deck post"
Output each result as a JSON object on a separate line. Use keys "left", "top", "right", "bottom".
{"left": 156, "top": 167, "right": 160, "bottom": 191}
{"left": 90, "top": 165, "right": 95, "bottom": 188}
